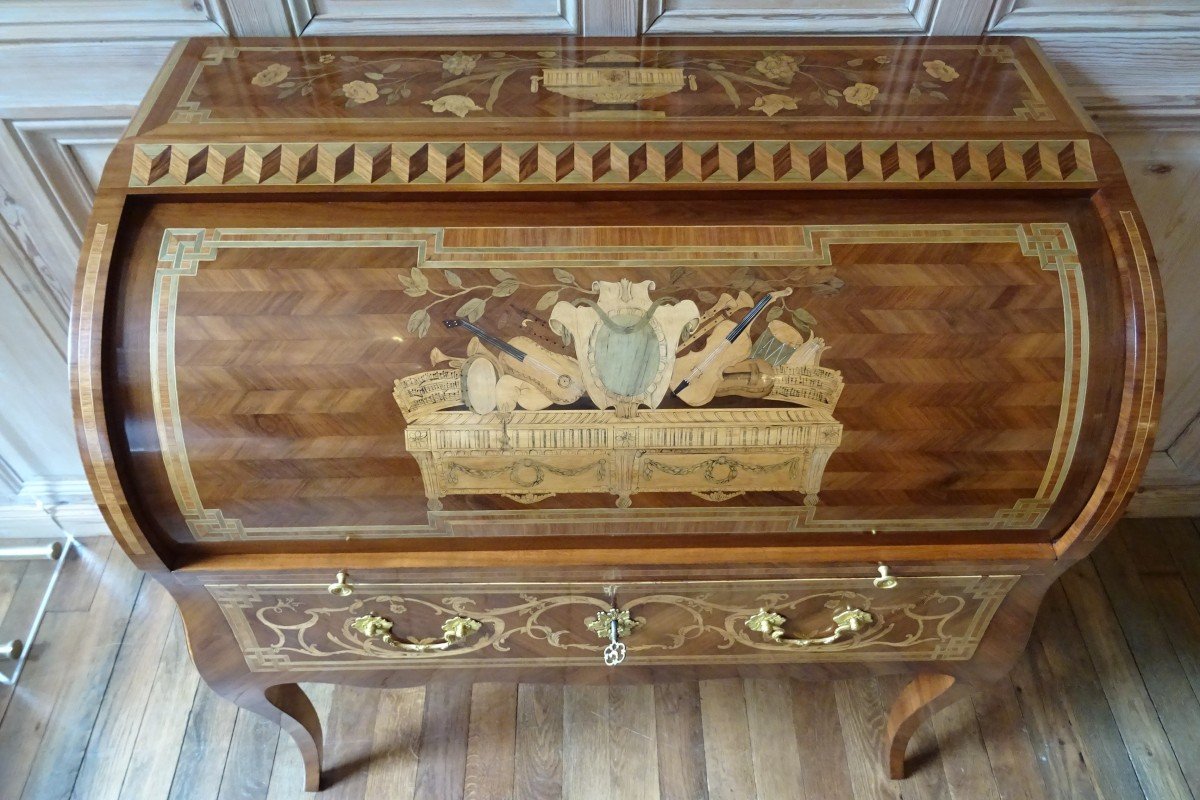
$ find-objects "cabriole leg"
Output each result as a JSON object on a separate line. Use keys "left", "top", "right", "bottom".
{"left": 884, "top": 672, "right": 965, "bottom": 779}
{"left": 234, "top": 682, "right": 324, "bottom": 791}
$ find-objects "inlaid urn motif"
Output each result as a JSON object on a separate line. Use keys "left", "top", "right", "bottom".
{"left": 530, "top": 50, "right": 697, "bottom": 117}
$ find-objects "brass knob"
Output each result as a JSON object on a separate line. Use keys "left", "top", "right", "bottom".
{"left": 328, "top": 571, "right": 353, "bottom": 597}
{"left": 873, "top": 564, "right": 898, "bottom": 590}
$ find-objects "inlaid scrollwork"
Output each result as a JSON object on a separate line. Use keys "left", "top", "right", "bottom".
{"left": 213, "top": 576, "right": 1015, "bottom": 672}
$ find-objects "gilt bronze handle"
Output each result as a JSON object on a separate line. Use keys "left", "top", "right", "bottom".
{"left": 351, "top": 614, "right": 482, "bottom": 652}
{"left": 746, "top": 607, "right": 873, "bottom": 647}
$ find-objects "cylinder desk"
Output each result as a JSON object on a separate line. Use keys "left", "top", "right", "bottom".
{"left": 71, "top": 35, "right": 1164, "bottom": 790}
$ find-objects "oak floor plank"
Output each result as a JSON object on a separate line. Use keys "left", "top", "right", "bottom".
{"left": 1140, "top": 575, "right": 1200, "bottom": 711}
{"left": 360, "top": 686, "right": 423, "bottom": 800}
{"left": 653, "top": 682, "right": 708, "bottom": 800}
{"left": 0, "top": 553, "right": 56, "bottom": 716}
{"left": 1172, "top": 519, "right": 1200, "bottom": 609}
{"left": 972, "top": 676, "right": 1050, "bottom": 800}
{"left": 791, "top": 678, "right": 853, "bottom": 800}
{"left": 834, "top": 678, "right": 901, "bottom": 800}
{"left": 931, "top": 693, "right": 1002, "bottom": 800}
{"left": 609, "top": 684, "right": 660, "bottom": 800}
{"left": 513, "top": 683, "right": 564, "bottom": 800}
{"left": 412, "top": 681, "right": 471, "bottom": 800}
{"left": 4, "top": 518, "right": 1200, "bottom": 799}
{"left": 1009, "top": 639, "right": 1101, "bottom": 800}
{"left": 0, "top": 558, "right": 30, "bottom": 719}
{"left": 167, "top": 681, "right": 240, "bottom": 800}
{"left": 564, "top": 684, "right": 612, "bottom": 800}
{"left": 215, "top": 708, "right": 280, "bottom": 800}
{"left": 744, "top": 678, "right": 803, "bottom": 800}
{"left": 112, "top": 615, "right": 200, "bottom": 800}
{"left": 463, "top": 683, "right": 517, "bottom": 800}
{"left": 266, "top": 682, "right": 335, "bottom": 800}
{"left": 698, "top": 679, "right": 757, "bottom": 800}
{"left": 47, "top": 536, "right": 113, "bottom": 613}
{"left": 1147, "top": 520, "right": 1200, "bottom": 702}
{"left": 70, "top": 578, "right": 178, "bottom": 800}
{"left": 1060, "top": 559, "right": 1193, "bottom": 800}
{"left": 0, "top": 559, "right": 27, "bottom": 628}
{"left": 1091, "top": 532, "right": 1200, "bottom": 798}
{"left": 1035, "top": 581, "right": 1142, "bottom": 800}
{"left": 0, "top": 610, "right": 76, "bottom": 794}
{"left": 322, "top": 685, "right": 384, "bottom": 800}
{"left": 15, "top": 548, "right": 142, "bottom": 800}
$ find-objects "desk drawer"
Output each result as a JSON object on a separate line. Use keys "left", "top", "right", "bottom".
{"left": 208, "top": 572, "right": 1018, "bottom": 673}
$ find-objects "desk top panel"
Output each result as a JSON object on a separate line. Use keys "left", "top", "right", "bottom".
{"left": 128, "top": 36, "right": 1089, "bottom": 143}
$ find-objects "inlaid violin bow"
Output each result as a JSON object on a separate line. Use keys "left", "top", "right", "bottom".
{"left": 671, "top": 288, "right": 792, "bottom": 396}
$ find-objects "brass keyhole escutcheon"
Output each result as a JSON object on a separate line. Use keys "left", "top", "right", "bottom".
{"left": 586, "top": 608, "right": 639, "bottom": 666}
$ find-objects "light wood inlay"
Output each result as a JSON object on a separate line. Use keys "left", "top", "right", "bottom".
{"left": 148, "top": 223, "right": 1087, "bottom": 541}
{"left": 76, "top": 223, "right": 145, "bottom": 555}
{"left": 129, "top": 139, "right": 1098, "bottom": 188}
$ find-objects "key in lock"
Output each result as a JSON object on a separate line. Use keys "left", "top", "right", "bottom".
{"left": 603, "top": 618, "right": 627, "bottom": 666}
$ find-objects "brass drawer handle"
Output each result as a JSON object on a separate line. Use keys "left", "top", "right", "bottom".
{"left": 351, "top": 614, "right": 482, "bottom": 652}
{"left": 328, "top": 571, "right": 353, "bottom": 597}
{"left": 585, "top": 608, "right": 640, "bottom": 666}
{"left": 746, "top": 607, "right": 874, "bottom": 647}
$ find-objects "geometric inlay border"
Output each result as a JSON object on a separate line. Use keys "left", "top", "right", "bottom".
{"left": 130, "top": 139, "right": 1096, "bottom": 189}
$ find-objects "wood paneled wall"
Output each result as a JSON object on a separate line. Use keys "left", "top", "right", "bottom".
{"left": 0, "top": 0, "right": 1196, "bottom": 533}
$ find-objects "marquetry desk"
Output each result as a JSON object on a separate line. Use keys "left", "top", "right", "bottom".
{"left": 72, "top": 36, "right": 1164, "bottom": 790}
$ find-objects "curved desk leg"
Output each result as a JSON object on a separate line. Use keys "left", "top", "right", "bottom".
{"left": 884, "top": 673, "right": 965, "bottom": 780}
{"left": 235, "top": 683, "right": 324, "bottom": 792}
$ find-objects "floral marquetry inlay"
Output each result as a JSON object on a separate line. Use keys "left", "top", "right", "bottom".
{"left": 162, "top": 43, "right": 1055, "bottom": 126}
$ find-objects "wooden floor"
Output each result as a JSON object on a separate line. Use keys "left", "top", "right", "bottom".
{"left": 3, "top": 519, "right": 1200, "bottom": 800}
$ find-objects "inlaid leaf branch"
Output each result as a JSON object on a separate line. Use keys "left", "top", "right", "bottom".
{"left": 398, "top": 266, "right": 593, "bottom": 338}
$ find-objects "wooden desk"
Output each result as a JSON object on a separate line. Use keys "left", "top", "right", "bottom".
{"left": 72, "top": 36, "right": 1163, "bottom": 790}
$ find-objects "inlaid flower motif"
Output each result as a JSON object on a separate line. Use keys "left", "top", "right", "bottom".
{"left": 842, "top": 82, "right": 880, "bottom": 108}
{"left": 423, "top": 94, "right": 483, "bottom": 117}
{"left": 754, "top": 52, "right": 800, "bottom": 83}
{"left": 251, "top": 63, "right": 289, "bottom": 87}
{"left": 440, "top": 50, "right": 481, "bottom": 76}
{"left": 342, "top": 80, "right": 379, "bottom": 104}
{"left": 319, "top": 54, "right": 334, "bottom": 64}
{"left": 750, "top": 93, "right": 798, "bottom": 117}
{"left": 923, "top": 59, "right": 959, "bottom": 82}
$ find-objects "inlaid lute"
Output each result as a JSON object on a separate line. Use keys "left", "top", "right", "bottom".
{"left": 444, "top": 319, "right": 585, "bottom": 404}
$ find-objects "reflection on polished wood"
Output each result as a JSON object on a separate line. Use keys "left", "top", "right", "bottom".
{"left": 70, "top": 35, "right": 1164, "bottom": 788}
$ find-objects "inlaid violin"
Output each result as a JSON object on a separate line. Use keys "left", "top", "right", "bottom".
{"left": 670, "top": 288, "right": 793, "bottom": 407}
